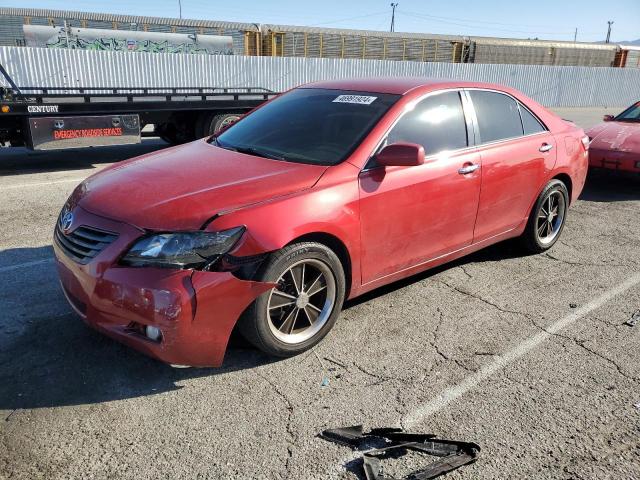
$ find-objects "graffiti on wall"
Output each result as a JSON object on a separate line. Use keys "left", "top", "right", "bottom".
{"left": 23, "top": 25, "right": 234, "bottom": 55}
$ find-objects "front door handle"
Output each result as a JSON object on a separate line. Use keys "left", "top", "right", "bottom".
{"left": 458, "top": 163, "right": 480, "bottom": 175}
{"left": 539, "top": 143, "right": 553, "bottom": 153}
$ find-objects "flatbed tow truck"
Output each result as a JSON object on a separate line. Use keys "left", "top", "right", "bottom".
{"left": 0, "top": 62, "right": 275, "bottom": 150}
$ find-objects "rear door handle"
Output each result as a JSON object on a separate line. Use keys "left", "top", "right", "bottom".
{"left": 458, "top": 163, "right": 480, "bottom": 175}
{"left": 539, "top": 143, "right": 553, "bottom": 153}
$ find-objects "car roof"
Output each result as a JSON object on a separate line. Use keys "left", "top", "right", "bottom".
{"left": 301, "top": 76, "right": 574, "bottom": 136}
{"left": 302, "top": 77, "right": 507, "bottom": 95}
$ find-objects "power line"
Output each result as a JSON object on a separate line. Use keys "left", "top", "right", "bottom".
{"left": 398, "top": 9, "right": 585, "bottom": 36}
{"left": 308, "top": 11, "right": 389, "bottom": 28}
{"left": 394, "top": 9, "right": 577, "bottom": 30}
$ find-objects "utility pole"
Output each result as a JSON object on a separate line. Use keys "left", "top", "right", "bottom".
{"left": 605, "top": 20, "right": 613, "bottom": 43}
{"left": 63, "top": 20, "right": 70, "bottom": 47}
{"left": 573, "top": 28, "right": 577, "bottom": 42}
{"left": 178, "top": 0, "right": 183, "bottom": 19}
{"left": 390, "top": 3, "right": 398, "bottom": 33}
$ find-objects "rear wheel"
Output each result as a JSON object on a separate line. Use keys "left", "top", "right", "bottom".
{"left": 520, "top": 179, "right": 569, "bottom": 253}
{"left": 197, "top": 113, "right": 242, "bottom": 138}
{"left": 238, "top": 242, "right": 345, "bottom": 357}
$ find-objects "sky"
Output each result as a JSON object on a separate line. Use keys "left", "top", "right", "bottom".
{"left": 2, "top": 0, "right": 639, "bottom": 43}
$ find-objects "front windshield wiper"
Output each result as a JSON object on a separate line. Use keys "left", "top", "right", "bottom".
{"left": 234, "top": 146, "right": 285, "bottom": 161}
{"left": 218, "top": 141, "right": 286, "bottom": 160}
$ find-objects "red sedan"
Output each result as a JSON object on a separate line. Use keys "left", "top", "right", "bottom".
{"left": 54, "top": 79, "right": 589, "bottom": 367}
{"left": 587, "top": 102, "right": 640, "bottom": 173}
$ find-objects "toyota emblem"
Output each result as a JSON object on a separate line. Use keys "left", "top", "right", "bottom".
{"left": 61, "top": 211, "right": 74, "bottom": 233}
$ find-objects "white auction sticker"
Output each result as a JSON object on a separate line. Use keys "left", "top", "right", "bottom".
{"left": 332, "top": 95, "right": 377, "bottom": 105}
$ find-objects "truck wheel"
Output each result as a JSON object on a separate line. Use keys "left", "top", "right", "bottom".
{"left": 157, "top": 114, "right": 197, "bottom": 144}
{"left": 238, "top": 242, "right": 346, "bottom": 358}
{"left": 199, "top": 113, "right": 242, "bottom": 138}
{"left": 156, "top": 122, "right": 178, "bottom": 144}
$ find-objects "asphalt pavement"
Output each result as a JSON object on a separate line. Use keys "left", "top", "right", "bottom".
{"left": 1, "top": 107, "right": 639, "bottom": 480}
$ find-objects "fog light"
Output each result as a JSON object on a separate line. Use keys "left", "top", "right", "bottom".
{"left": 145, "top": 325, "right": 162, "bottom": 342}
{"left": 1, "top": 105, "right": 9, "bottom": 113}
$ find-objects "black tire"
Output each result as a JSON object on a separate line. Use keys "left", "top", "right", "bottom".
{"left": 197, "top": 113, "right": 242, "bottom": 138}
{"left": 520, "top": 179, "right": 569, "bottom": 253}
{"left": 156, "top": 113, "right": 198, "bottom": 144}
{"left": 237, "top": 242, "right": 346, "bottom": 357}
{"left": 156, "top": 122, "right": 178, "bottom": 145}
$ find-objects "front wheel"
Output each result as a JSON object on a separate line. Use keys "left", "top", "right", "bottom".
{"left": 520, "top": 179, "right": 569, "bottom": 253}
{"left": 237, "top": 242, "right": 345, "bottom": 357}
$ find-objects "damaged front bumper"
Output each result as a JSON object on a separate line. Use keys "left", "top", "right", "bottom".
{"left": 54, "top": 207, "right": 273, "bottom": 367}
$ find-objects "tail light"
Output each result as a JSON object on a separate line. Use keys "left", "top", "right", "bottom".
{"left": 580, "top": 135, "right": 590, "bottom": 151}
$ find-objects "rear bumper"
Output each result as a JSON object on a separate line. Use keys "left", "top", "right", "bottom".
{"left": 589, "top": 148, "right": 640, "bottom": 173}
{"left": 54, "top": 206, "right": 273, "bottom": 367}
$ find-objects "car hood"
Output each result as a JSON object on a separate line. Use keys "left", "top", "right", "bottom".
{"left": 587, "top": 121, "right": 640, "bottom": 154}
{"left": 75, "top": 140, "right": 328, "bottom": 230}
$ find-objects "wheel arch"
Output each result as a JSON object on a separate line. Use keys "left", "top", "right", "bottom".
{"left": 287, "top": 232, "right": 353, "bottom": 299}
{"left": 551, "top": 172, "right": 573, "bottom": 204}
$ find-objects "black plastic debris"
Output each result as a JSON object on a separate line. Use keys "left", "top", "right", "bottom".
{"left": 625, "top": 310, "right": 640, "bottom": 327}
{"left": 320, "top": 425, "right": 480, "bottom": 479}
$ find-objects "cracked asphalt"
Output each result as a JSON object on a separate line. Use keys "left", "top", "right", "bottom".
{"left": 1, "top": 107, "right": 639, "bottom": 479}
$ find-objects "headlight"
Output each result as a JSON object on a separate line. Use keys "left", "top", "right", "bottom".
{"left": 121, "top": 226, "right": 245, "bottom": 269}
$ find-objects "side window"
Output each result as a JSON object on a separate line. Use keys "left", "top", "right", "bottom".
{"left": 469, "top": 90, "right": 523, "bottom": 143}
{"left": 519, "top": 103, "right": 546, "bottom": 135}
{"left": 386, "top": 91, "right": 468, "bottom": 156}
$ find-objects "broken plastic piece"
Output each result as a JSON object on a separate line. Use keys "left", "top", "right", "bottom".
{"left": 320, "top": 425, "right": 480, "bottom": 479}
{"left": 625, "top": 310, "right": 639, "bottom": 327}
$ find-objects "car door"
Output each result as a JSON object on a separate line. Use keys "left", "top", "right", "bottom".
{"left": 466, "top": 89, "right": 557, "bottom": 243}
{"left": 358, "top": 90, "right": 481, "bottom": 285}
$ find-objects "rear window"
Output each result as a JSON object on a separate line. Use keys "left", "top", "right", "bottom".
{"left": 519, "top": 104, "right": 546, "bottom": 135}
{"left": 469, "top": 90, "right": 523, "bottom": 143}
{"left": 214, "top": 88, "right": 400, "bottom": 165}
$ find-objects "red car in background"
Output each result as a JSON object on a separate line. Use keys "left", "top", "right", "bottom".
{"left": 53, "top": 78, "right": 589, "bottom": 367}
{"left": 587, "top": 101, "right": 640, "bottom": 173}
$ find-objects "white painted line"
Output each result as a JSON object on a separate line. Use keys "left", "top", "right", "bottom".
{"left": 3, "top": 178, "right": 86, "bottom": 190}
{"left": 0, "top": 258, "right": 54, "bottom": 274}
{"left": 403, "top": 272, "right": 640, "bottom": 428}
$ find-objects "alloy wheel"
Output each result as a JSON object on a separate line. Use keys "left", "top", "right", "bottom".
{"left": 266, "top": 258, "right": 336, "bottom": 344}
{"left": 536, "top": 189, "right": 566, "bottom": 245}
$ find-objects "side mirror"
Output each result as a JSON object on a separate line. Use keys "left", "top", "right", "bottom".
{"left": 376, "top": 142, "right": 425, "bottom": 167}
{"left": 603, "top": 114, "right": 614, "bottom": 122}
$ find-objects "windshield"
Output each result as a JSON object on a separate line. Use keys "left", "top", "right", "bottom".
{"left": 615, "top": 102, "right": 640, "bottom": 122}
{"left": 213, "top": 88, "right": 401, "bottom": 165}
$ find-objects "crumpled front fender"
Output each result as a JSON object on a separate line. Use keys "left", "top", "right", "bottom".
{"left": 190, "top": 271, "right": 274, "bottom": 367}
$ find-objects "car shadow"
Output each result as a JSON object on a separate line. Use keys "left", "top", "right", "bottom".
{"left": 579, "top": 169, "right": 640, "bottom": 202}
{"left": 1, "top": 316, "right": 276, "bottom": 411}
{"left": 0, "top": 138, "right": 168, "bottom": 176}
{"left": 0, "top": 234, "right": 547, "bottom": 411}
{"left": 344, "top": 238, "right": 524, "bottom": 309}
